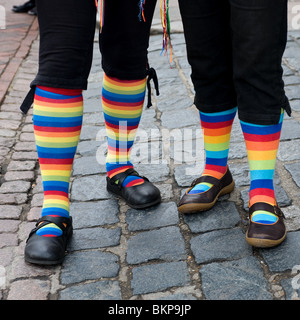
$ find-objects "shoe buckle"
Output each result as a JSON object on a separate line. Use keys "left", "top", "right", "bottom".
{"left": 191, "top": 178, "right": 200, "bottom": 187}
{"left": 274, "top": 206, "right": 285, "bottom": 218}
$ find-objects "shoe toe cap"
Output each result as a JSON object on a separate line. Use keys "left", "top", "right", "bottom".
{"left": 124, "top": 181, "right": 161, "bottom": 208}
{"left": 25, "top": 234, "right": 65, "bottom": 265}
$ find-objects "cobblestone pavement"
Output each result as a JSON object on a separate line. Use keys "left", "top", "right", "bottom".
{"left": 0, "top": 0, "right": 38, "bottom": 105}
{"left": 1, "top": 1, "right": 300, "bottom": 301}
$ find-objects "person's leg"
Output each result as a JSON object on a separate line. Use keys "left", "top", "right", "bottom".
{"left": 241, "top": 111, "right": 286, "bottom": 248}
{"left": 33, "top": 87, "right": 83, "bottom": 237}
{"left": 178, "top": 0, "right": 236, "bottom": 213}
{"left": 102, "top": 75, "right": 146, "bottom": 188}
{"left": 99, "top": 0, "right": 157, "bottom": 80}
{"left": 24, "top": 0, "right": 96, "bottom": 265}
{"left": 32, "top": 0, "right": 96, "bottom": 90}
{"left": 188, "top": 107, "right": 237, "bottom": 195}
{"left": 231, "top": 0, "right": 290, "bottom": 124}
{"left": 241, "top": 110, "right": 283, "bottom": 212}
{"left": 230, "top": 0, "right": 289, "bottom": 247}
{"left": 99, "top": 0, "right": 161, "bottom": 209}
{"left": 178, "top": 0, "right": 237, "bottom": 113}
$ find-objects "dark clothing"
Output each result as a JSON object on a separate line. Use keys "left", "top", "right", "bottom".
{"left": 21, "top": 0, "right": 157, "bottom": 114}
{"left": 33, "top": 0, "right": 96, "bottom": 90}
{"left": 32, "top": 0, "right": 156, "bottom": 90}
{"left": 99, "top": 0, "right": 157, "bottom": 80}
{"left": 178, "top": 0, "right": 291, "bottom": 125}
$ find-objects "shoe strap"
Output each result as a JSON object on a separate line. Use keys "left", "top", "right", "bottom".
{"left": 110, "top": 168, "right": 148, "bottom": 189}
{"left": 191, "top": 175, "right": 220, "bottom": 188}
{"left": 249, "top": 202, "right": 285, "bottom": 218}
{"left": 27, "top": 216, "right": 72, "bottom": 241}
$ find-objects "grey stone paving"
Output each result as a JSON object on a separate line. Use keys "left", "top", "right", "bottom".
{"left": 1, "top": 6, "right": 300, "bottom": 301}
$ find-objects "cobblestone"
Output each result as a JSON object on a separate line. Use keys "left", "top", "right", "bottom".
{"left": 60, "top": 251, "right": 120, "bottom": 285}
{"left": 59, "top": 280, "right": 122, "bottom": 300}
{"left": 71, "top": 175, "right": 112, "bottom": 201}
{"left": 126, "top": 226, "right": 186, "bottom": 264}
{"left": 126, "top": 202, "right": 179, "bottom": 231}
{"left": 183, "top": 201, "right": 240, "bottom": 233}
{"left": 7, "top": 279, "right": 50, "bottom": 300}
{"left": 260, "top": 231, "right": 300, "bottom": 272}
{"left": 131, "top": 261, "right": 190, "bottom": 295}
{"left": 190, "top": 228, "right": 252, "bottom": 264}
{"left": 70, "top": 199, "right": 119, "bottom": 228}
{"left": 200, "top": 257, "right": 273, "bottom": 300}
{"left": 1, "top": 0, "right": 300, "bottom": 301}
{"left": 0, "top": 180, "right": 31, "bottom": 193}
{"left": 7, "top": 160, "right": 36, "bottom": 171}
{"left": 285, "top": 162, "right": 300, "bottom": 187}
{"left": 69, "top": 227, "right": 121, "bottom": 251}
{"left": 0, "top": 205, "right": 22, "bottom": 219}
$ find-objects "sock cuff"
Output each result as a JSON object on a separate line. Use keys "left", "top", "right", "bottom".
{"left": 37, "top": 86, "right": 83, "bottom": 96}
{"left": 103, "top": 73, "right": 147, "bottom": 85}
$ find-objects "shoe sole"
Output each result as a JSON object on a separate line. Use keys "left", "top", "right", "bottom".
{"left": 128, "top": 197, "right": 161, "bottom": 209}
{"left": 107, "top": 188, "right": 161, "bottom": 209}
{"left": 178, "top": 180, "right": 235, "bottom": 214}
{"left": 25, "top": 256, "right": 65, "bottom": 266}
{"left": 245, "top": 230, "right": 287, "bottom": 248}
{"left": 107, "top": 179, "right": 162, "bottom": 209}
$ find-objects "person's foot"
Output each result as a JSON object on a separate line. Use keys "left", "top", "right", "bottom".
{"left": 12, "top": 1, "right": 35, "bottom": 13}
{"left": 246, "top": 202, "right": 286, "bottom": 248}
{"left": 24, "top": 216, "right": 73, "bottom": 265}
{"left": 178, "top": 167, "right": 235, "bottom": 214}
{"left": 28, "top": 6, "right": 37, "bottom": 15}
{"left": 106, "top": 168, "right": 161, "bottom": 209}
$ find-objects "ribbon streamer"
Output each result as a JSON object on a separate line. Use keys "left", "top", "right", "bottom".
{"left": 138, "top": 0, "right": 146, "bottom": 22}
{"left": 160, "top": 0, "right": 172, "bottom": 63}
{"left": 96, "top": 0, "right": 104, "bottom": 32}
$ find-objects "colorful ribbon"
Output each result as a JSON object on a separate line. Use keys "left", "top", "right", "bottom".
{"left": 138, "top": 0, "right": 146, "bottom": 22}
{"left": 160, "top": 0, "right": 172, "bottom": 62}
{"left": 96, "top": 0, "right": 104, "bottom": 32}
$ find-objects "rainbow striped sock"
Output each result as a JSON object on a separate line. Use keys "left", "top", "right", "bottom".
{"left": 102, "top": 74, "right": 146, "bottom": 187}
{"left": 33, "top": 86, "right": 83, "bottom": 237}
{"left": 241, "top": 109, "right": 283, "bottom": 224}
{"left": 189, "top": 107, "right": 237, "bottom": 194}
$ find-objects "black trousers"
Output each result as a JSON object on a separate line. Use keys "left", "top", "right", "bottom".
{"left": 178, "top": 0, "right": 291, "bottom": 125}
{"left": 31, "top": 0, "right": 157, "bottom": 90}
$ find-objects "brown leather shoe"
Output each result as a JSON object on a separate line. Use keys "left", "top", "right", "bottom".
{"left": 178, "top": 167, "right": 235, "bottom": 214}
{"left": 246, "top": 202, "right": 286, "bottom": 248}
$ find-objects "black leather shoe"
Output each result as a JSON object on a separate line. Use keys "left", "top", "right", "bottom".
{"left": 12, "top": 1, "right": 35, "bottom": 13}
{"left": 106, "top": 168, "right": 161, "bottom": 209}
{"left": 24, "top": 216, "right": 73, "bottom": 265}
